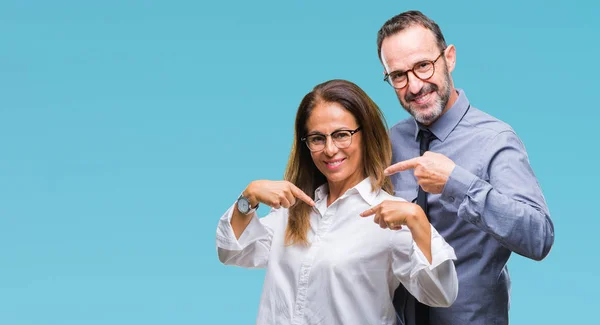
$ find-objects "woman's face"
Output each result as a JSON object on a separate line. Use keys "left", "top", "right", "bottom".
{"left": 305, "top": 101, "right": 363, "bottom": 189}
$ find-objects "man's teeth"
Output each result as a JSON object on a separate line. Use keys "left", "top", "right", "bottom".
{"left": 415, "top": 93, "right": 431, "bottom": 102}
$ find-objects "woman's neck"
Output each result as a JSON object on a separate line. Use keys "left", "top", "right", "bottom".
{"left": 326, "top": 173, "right": 365, "bottom": 206}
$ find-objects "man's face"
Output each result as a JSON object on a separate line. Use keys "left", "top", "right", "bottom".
{"left": 380, "top": 25, "right": 455, "bottom": 125}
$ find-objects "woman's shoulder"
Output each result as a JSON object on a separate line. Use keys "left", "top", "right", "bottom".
{"left": 373, "top": 189, "right": 408, "bottom": 204}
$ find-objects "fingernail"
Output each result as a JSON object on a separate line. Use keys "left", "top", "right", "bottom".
{"left": 383, "top": 170, "right": 390, "bottom": 176}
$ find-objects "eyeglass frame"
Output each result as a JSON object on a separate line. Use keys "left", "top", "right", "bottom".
{"left": 300, "top": 127, "right": 362, "bottom": 152}
{"left": 383, "top": 49, "right": 446, "bottom": 89}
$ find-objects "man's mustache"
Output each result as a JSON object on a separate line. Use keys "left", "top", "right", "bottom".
{"left": 405, "top": 84, "right": 438, "bottom": 102}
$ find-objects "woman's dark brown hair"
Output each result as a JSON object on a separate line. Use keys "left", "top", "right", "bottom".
{"left": 284, "top": 79, "right": 393, "bottom": 246}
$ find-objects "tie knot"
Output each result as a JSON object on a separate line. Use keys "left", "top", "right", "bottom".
{"left": 418, "top": 129, "right": 435, "bottom": 142}
{"left": 418, "top": 129, "right": 435, "bottom": 155}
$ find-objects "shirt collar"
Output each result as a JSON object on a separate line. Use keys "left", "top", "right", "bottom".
{"left": 352, "top": 177, "right": 379, "bottom": 205}
{"left": 313, "top": 177, "right": 379, "bottom": 206}
{"left": 413, "top": 88, "right": 470, "bottom": 142}
{"left": 314, "top": 183, "right": 329, "bottom": 202}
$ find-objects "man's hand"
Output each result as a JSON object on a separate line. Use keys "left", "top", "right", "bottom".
{"left": 384, "top": 152, "right": 456, "bottom": 194}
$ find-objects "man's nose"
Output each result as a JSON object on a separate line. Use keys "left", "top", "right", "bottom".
{"left": 406, "top": 71, "right": 424, "bottom": 95}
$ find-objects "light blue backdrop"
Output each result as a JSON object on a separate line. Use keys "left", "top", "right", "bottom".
{"left": 0, "top": 0, "right": 596, "bottom": 324}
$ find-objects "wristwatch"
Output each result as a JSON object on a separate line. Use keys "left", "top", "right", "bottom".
{"left": 237, "top": 194, "right": 259, "bottom": 215}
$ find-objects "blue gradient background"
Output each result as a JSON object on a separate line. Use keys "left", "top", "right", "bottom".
{"left": 0, "top": 0, "right": 596, "bottom": 324}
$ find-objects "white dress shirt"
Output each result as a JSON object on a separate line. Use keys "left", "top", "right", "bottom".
{"left": 216, "top": 177, "right": 458, "bottom": 325}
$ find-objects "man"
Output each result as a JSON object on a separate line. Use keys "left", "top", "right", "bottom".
{"left": 367, "top": 10, "right": 555, "bottom": 325}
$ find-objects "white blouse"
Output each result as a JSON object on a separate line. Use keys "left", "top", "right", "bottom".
{"left": 216, "top": 177, "right": 458, "bottom": 325}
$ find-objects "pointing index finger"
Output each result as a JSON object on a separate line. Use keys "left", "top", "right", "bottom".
{"left": 360, "top": 203, "right": 380, "bottom": 217}
{"left": 359, "top": 208, "right": 374, "bottom": 217}
{"left": 384, "top": 157, "right": 420, "bottom": 176}
{"left": 290, "top": 185, "right": 316, "bottom": 206}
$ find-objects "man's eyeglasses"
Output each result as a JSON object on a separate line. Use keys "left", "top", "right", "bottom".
{"left": 301, "top": 127, "right": 361, "bottom": 152}
{"left": 383, "top": 50, "right": 446, "bottom": 89}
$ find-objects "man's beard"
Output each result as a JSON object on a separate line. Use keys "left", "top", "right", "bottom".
{"left": 399, "top": 69, "right": 451, "bottom": 125}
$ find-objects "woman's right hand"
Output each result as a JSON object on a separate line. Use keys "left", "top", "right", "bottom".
{"left": 244, "top": 180, "right": 315, "bottom": 209}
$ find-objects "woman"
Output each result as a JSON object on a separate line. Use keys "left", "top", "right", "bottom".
{"left": 216, "top": 80, "right": 457, "bottom": 324}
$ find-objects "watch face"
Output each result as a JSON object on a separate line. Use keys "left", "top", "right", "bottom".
{"left": 238, "top": 197, "right": 250, "bottom": 213}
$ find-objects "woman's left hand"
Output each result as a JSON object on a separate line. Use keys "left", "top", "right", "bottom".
{"left": 360, "top": 200, "right": 421, "bottom": 230}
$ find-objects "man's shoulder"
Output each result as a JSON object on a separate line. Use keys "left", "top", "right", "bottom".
{"left": 463, "top": 106, "right": 515, "bottom": 137}
{"left": 389, "top": 117, "right": 415, "bottom": 138}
